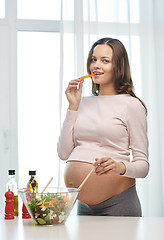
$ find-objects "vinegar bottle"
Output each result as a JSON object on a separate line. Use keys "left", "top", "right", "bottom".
{"left": 27, "top": 171, "right": 38, "bottom": 193}
{"left": 6, "top": 170, "right": 18, "bottom": 216}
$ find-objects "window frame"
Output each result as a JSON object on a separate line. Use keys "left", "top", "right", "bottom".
{"left": 0, "top": 0, "right": 143, "bottom": 214}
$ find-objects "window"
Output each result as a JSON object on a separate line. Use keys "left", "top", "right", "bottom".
{"left": 18, "top": 32, "right": 61, "bottom": 187}
{"left": 0, "top": 0, "right": 162, "bottom": 218}
{"left": 83, "top": 0, "right": 139, "bottom": 23}
{"left": 0, "top": 0, "right": 5, "bottom": 18}
{"left": 0, "top": 0, "right": 142, "bottom": 190}
{"left": 17, "top": 0, "right": 61, "bottom": 20}
{"left": 0, "top": 0, "right": 150, "bottom": 216}
{"left": 17, "top": 0, "right": 142, "bottom": 188}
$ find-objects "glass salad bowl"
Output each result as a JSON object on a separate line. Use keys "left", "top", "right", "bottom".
{"left": 18, "top": 187, "right": 80, "bottom": 225}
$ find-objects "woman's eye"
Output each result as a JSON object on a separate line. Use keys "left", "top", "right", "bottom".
{"left": 103, "top": 59, "right": 110, "bottom": 63}
{"left": 91, "top": 58, "right": 96, "bottom": 62}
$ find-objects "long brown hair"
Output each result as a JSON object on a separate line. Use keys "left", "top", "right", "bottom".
{"left": 87, "top": 38, "right": 147, "bottom": 114}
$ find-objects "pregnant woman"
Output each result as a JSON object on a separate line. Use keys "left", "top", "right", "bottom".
{"left": 57, "top": 37, "right": 149, "bottom": 216}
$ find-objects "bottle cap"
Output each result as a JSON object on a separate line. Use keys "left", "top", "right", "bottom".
{"left": 29, "top": 171, "right": 36, "bottom": 175}
{"left": 8, "top": 170, "right": 15, "bottom": 175}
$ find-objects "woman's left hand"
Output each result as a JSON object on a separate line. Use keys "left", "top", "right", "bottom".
{"left": 93, "top": 157, "right": 126, "bottom": 175}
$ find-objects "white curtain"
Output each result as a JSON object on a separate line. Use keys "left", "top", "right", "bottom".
{"left": 58, "top": 0, "right": 164, "bottom": 217}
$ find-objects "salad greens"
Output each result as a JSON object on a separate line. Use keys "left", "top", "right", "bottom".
{"left": 27, "top": 193, "right": 70, "bottom": 225}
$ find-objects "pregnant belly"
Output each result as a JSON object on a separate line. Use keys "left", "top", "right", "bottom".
{"left": 64, "top": 161, "right": 135, "bottom": 205}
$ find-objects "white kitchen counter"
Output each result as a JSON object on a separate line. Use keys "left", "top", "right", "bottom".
{"left": 1, "top": 213, "right": 164, "bottom": 240}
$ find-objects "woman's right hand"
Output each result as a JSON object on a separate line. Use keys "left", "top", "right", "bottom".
{"left": 65, "top": 78, "right": 83, "bottom": 111}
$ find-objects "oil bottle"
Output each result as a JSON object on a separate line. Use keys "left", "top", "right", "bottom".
{"left": 6, "top": 170, "right": 18, "bottom": 216}
{"left": 27, "top": 171, "right": 38, "bottom": 193}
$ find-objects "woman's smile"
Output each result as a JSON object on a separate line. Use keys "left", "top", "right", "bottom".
{"left": 93, "top": 71, "right": 104, "bottom": 80}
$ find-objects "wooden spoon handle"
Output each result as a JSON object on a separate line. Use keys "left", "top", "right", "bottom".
{"left": 77, "top": 167, "right": 95, "bottom": 191}
{"left": 41, "top": 177, "right": 53, "bottom": 193}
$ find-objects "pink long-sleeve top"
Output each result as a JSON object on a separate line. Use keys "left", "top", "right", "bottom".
{"left": 57, "top": 94, "right": 149, "bottom": 178}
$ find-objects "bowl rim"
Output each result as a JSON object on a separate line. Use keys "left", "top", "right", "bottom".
{"left": 18, "top": 187, "right": 80, "bottom": 194}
